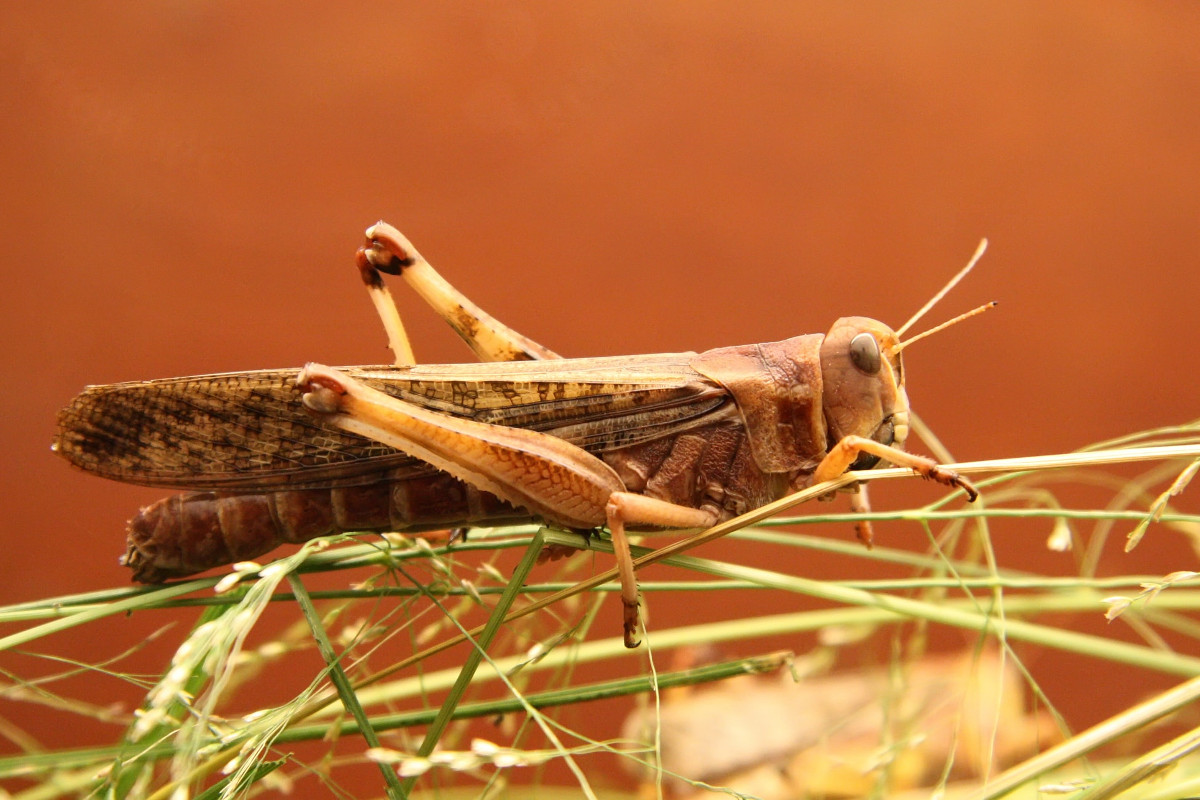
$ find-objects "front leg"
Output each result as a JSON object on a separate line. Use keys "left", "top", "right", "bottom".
{"left": 808, "top": 437, "right": 976, "bottom": 549}
{"left": 297, "top": 364, "right": 713, "bottom": 647}
{"left": 812, "top": 435, "right": 979, "bottom": 501}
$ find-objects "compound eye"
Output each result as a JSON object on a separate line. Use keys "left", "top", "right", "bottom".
{"left": 849, "top": 332, "right": 881, "bottom": 374}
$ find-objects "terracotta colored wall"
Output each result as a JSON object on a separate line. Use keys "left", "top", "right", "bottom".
{"left": 3, "top": 3, "right": 1198, "bottom": 793}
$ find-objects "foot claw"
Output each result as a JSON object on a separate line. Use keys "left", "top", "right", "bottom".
{"left": 854, "top": 519, "right": 875, "bottom": 548}
{"left": 927, "top": 466, "right": 978, "bottom": 502}
{"left": 955, "top": 474, "right": 979, "bottom": 502}
{"left": 623, "top": 599, "right": 641, "bottom": 648}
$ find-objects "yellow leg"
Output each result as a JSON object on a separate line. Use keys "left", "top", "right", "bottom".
{"left": 606, "top": 492, "right": 717, "bottom": 647}
{"left": 849, "top": 484, "right": 874, "bottom": 548}
{"left": 813, "top": 435, "right": 978, "bottom": 501}
{"left": 358, "top": 222, "right": 561, "bottom": 364}
{"left": 299, "top": 362, "right": 717, "bottom": 648}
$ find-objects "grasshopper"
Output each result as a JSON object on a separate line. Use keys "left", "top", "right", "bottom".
{"left": 55, "top": 223, "right": 989, "bottom": 647}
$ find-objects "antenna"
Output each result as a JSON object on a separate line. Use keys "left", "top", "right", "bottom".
{"left": 894, "top": 301, "right": 997, "bottom": 353}
{"left": 896, "top": 239, "right": 989, "bottom": 337}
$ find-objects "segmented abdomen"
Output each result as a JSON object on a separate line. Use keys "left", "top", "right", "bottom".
{"left": 124, "top": 473, "right": 530, "bottom": 582}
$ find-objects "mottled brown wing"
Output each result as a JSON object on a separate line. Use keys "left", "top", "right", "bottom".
{"left": 54, "top": 353, "right": 732, "bottom": 492}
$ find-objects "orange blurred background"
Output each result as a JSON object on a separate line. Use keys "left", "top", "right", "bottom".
{"left": 2, "top": 3, "right": 1198, "bottom": 795}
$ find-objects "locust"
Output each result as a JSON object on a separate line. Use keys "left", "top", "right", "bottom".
{"left": 54, "top": 222, "right": 990, "bottom": 647}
